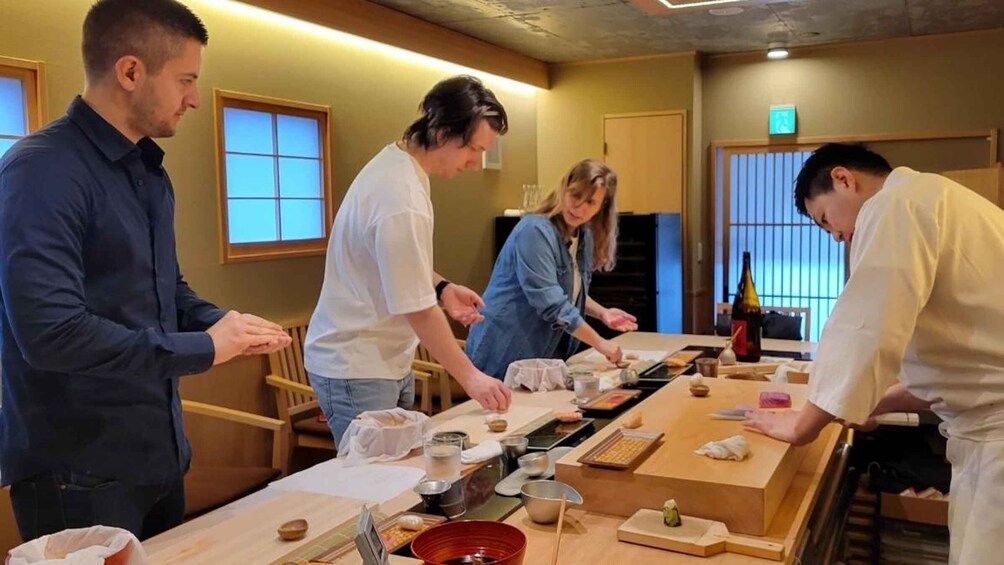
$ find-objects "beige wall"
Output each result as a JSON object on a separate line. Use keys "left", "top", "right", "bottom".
{"left": 0, "top": 0, "right": 538, "bottom": 323}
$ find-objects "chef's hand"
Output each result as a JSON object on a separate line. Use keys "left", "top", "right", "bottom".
{"left": 742, "top": 409, "right": 803, "bottom": 443}
{"left": 440, "top": 283, "right": 486, "bottom": 326}
{"left": 596, "top": 339, "right": 623, "bottom": 364}
{"left": 601, "top": 308, "right": 638, "bottom": 332}
{"left": 838, "top": 416, "right": 880, "bottom": 433}
{"left": 460, "top": 370, "right": 512, "bottom": 412}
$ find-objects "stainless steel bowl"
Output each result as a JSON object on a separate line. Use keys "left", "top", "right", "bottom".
{"left": 520, "top": 480, "right": 583, "bottom": 524}
{"left": 517, "top": 452, "right": 549, "bottom": 477}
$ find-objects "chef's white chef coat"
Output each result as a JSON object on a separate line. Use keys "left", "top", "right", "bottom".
{"left": 809, "top": 167, "right": 1004, "bottom": 439}
{"left": 807, "top": 167, "right": 1004, "bottom": 565}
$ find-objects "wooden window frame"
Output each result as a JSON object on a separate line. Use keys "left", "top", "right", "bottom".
{"left": 0, "top": 55, "right": 47, "bottom": 136}
{"left": 213, "top": 89, "right": 334, "bottom": 264}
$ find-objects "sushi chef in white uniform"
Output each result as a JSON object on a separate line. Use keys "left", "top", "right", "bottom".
{"left": 742, "top": 143, "right": 1004, "bottom": 565}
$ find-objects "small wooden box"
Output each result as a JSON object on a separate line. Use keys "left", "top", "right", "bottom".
{"left": 555, "top": 377, "right": 810, "bottom": 536}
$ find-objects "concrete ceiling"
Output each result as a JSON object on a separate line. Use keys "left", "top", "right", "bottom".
{"left": 363, "top": 0, "right": 1004, "bottom": 63}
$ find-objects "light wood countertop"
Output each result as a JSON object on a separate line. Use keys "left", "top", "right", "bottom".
{"left": 144, "top": 333, "right": 830, "bottom": 564}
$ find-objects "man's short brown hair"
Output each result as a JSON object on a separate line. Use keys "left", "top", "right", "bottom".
{"left": 82, "top": 0, "right": 209, "bottom": 82}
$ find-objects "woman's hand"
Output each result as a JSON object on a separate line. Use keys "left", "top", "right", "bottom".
{"left": 596, "top": 339, "right": 623, "bottom": 363}
{"left": 601, "top": 308, "right": 638, "bottom": 332}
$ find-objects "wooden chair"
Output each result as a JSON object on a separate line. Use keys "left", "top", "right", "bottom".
{"left": 412, "top": 339, "right": 469, "bottom": 414}
{"left": 716, "top": 302, "right": 812, "bottom": 342}
{"left": 264, "top": 321, "right": 335, "bottom": 475}
{"left": 1, "top": 486, "right": 20, "bottom": 556}
{"left": 181, "top": 400, "right": 287, "bottom": 519}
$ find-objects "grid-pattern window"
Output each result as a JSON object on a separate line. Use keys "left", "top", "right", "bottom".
{"left": 0, "top": 55, "right": 45, "bottom": 158}
{"left": 215, "top": 90, "right": 333, "bottom": 263}
{"left": 0, "top": 75, "right": 28, "bottom": 157}
{"left": 719, "top": 149, "right": 846, "bottom": 342}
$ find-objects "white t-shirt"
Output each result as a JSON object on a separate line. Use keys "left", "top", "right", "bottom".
{"left": 809, "top": 167, "right": 1004, "bottom": 440}
{"left": 304, "top": 143, "right": 437, "bottom": 380}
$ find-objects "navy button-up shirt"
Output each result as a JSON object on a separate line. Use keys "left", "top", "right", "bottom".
{"left": 0, "top": 97, "right": 223, "bottom": 487}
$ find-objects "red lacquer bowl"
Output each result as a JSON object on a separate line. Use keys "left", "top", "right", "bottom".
{"left": 411, "top": 520, "right": 527, "bottom": 565}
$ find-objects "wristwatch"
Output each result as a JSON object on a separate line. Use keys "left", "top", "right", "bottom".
{"left": 435, "top": 280, "right": 451, "bottom": 301}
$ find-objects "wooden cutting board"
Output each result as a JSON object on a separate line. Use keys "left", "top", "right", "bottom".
{"left": 431, "top": 405, "right": 553, "bottom": 445}
{"left": 147, "top": 491, "right": 369, "bottom": 564}
{"left": 618, "top": 509, "right": 784, "bottom": 561}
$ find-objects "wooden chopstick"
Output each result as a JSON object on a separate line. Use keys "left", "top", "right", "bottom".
{"left": 550, "top": 493, "right": 568, "bottom": 565}
{"left": 718, "top": 327, "right": 742, "bottom": 359}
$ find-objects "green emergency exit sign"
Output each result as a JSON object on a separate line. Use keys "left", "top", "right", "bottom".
{"left": 769, "top": 104, "right": 796, "bottom": 135}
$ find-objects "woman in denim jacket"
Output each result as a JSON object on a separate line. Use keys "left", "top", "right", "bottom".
{"left": 466, "top": 159, "right": 638, "bottom": 380}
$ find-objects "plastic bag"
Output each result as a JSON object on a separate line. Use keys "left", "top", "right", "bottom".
{"left": 503, "top": 359, "right": 568, "bottom": 392}
{"left": 6, "top": 526, "right": 147, "bottom": 565}
{"left": 337, "top": 408, "right": 430, "bottom": 466}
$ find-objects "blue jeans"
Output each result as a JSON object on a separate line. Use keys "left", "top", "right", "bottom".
{"left": 308, "top": 372, "right": 416, "bottom": 447}
{"left": 10, "top": 470, "right": 184, "bottom": 542}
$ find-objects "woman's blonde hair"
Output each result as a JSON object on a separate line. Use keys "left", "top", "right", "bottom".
{"left": 532, "top": 159, "right": 618, "bottom": 272}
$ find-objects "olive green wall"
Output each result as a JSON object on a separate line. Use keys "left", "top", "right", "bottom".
{"left": 537, "top": 53, "right": 698, "bottom": 190}
{"left": 0, "top": 0, "right": 538, "bottom": 323}
{"left": 702, "top": 29, "right": 1004, "bottom": 158}
{"left": 697, "top": 29, "right": 1004, "bottom": 316}
{"left": 536, "top": 53, "right": 702, "bottom": 326}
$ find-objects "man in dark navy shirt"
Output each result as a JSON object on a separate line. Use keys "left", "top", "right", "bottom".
{"left": 0, "top": 0, "right": 291, "bottom": 541}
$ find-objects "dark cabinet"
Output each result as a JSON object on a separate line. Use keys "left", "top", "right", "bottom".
{"left": 493, "top": 213, "right": 683, "bottom": 335}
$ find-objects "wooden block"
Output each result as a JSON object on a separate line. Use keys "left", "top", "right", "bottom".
{"left": 555, "top": 377, "right": 809, "bottom": 535}
{"left": 618, "top": 509, "right": 784, "bottom": 561}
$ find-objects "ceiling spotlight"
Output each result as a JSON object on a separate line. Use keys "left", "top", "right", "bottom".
{"left": 767, "top": 41, "right": 789, "bottom": 60}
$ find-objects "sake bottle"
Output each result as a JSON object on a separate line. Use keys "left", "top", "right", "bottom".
{"left": 730, "top": 251, "right": 763, "bottom": 362}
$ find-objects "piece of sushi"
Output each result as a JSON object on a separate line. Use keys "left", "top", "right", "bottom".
{"left": 663, "top": 499, "right": 682, "bottom": 527}
{"left": 759, "top": 391, "right": 792, "bottom": 409}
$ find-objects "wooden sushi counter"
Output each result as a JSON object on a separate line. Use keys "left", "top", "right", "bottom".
{"left": 143, "top": 333, "right": 847, "bottom": 564}
{"left": 506, "top": 333, "right": 846, "bottom": 564}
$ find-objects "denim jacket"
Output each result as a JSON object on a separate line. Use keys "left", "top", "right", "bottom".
{"left": 466, "top": 214, "right": 594, "bottom": 380}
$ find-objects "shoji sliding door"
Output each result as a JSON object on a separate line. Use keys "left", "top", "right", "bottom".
{"left": 715, "top": 147, "right": 846, "bottom": 342}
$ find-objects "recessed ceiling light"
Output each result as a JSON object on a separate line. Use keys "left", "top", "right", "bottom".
{"left": 709, "top": 7, "right": 744, "bottom": 16}
{"left": 657, "top": 0, "right": 744, "bottom": 9}
{"left": 767, "top": 41, "right": 789, "bottom": 59}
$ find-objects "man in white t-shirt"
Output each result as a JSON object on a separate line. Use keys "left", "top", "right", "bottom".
{"left": 304, "top": 76, "right": 512, "bottom": 446}
{"left": 743, "top": 143, "right": 1004, "bottom": 564}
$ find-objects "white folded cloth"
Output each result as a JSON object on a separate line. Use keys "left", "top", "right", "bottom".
{"left": 598, "top": 376, "right": 617, "bottom": 391}
{"left": 338, "top": 408, "right": 430, "bottom": 466}
{"left": 771, "top": 361, "right": 813, "bottom": 383}
{"left": 461, "top": 439, "right": 503, "bottom": 464}
{"left": 693, "top": 434, "right": 751, "bottom": 461}
{"left": 504, "top": 359, "right": 568, "bottom": 392}
{"left": 7, "top": 526, "right": 147, "bottom": 565}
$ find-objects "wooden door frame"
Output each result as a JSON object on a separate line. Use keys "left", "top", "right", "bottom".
{"left": 602, "top": 110, "right": 689, "bottom": 331}
{"left": 704, "top": 128, "right": 998, "bottom": 332}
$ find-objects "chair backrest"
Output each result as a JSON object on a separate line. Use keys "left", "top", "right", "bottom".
{"left": 716, "top": 303, "right": 812, "bottom": 342}
{"left": 268, "top": 320, "right": 312, "bottom": 421}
